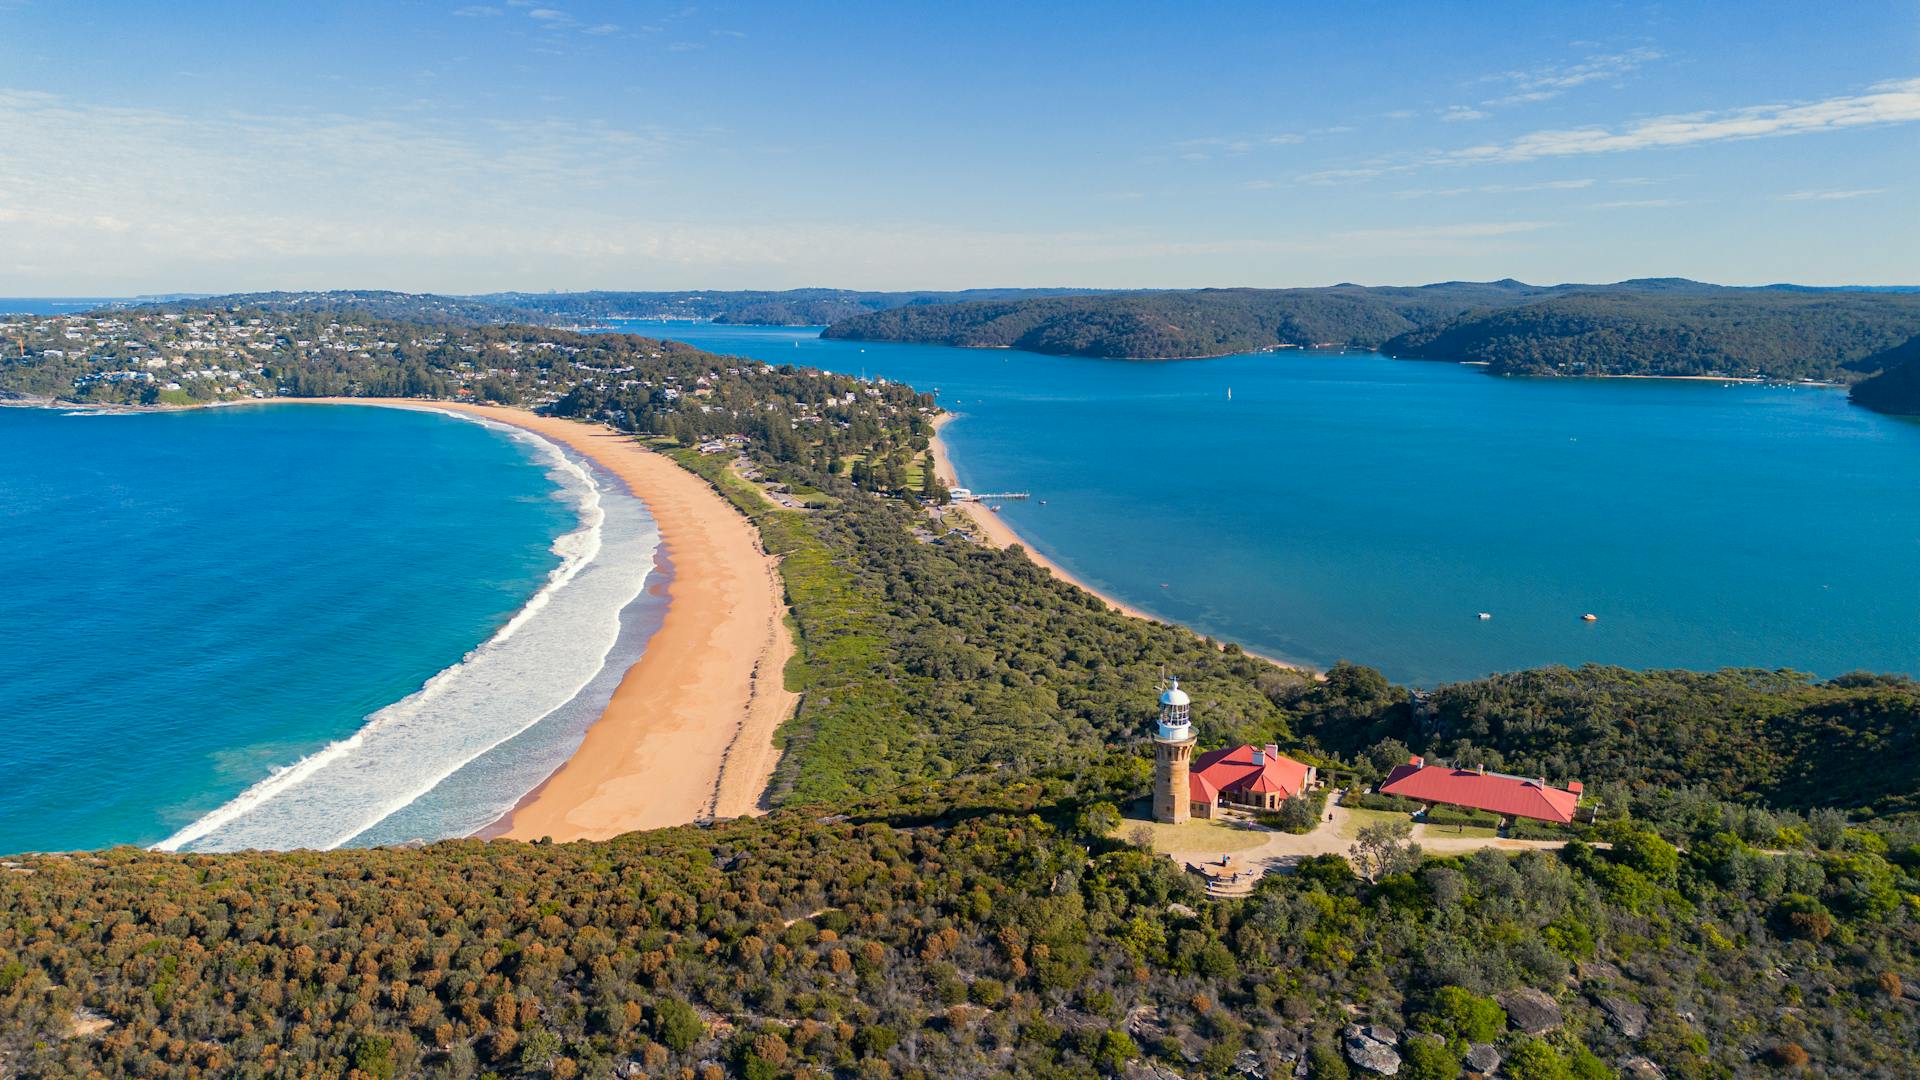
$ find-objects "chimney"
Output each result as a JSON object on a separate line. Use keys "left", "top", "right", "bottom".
{"left": 1567, "top": 781, "right": 1584, "bottom": 796}
{"left": 1476, "top": 764, "right": 1485, "bottom": 775}
{"left": 1409, "top": 755, "right": 1424, "bottom": 767}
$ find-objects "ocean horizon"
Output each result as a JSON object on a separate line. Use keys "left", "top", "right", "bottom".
{"left": 0, "top": 402, "right": 663, "bottom": 854}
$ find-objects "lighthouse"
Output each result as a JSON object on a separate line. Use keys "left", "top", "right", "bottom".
{"left": 1152, "top": 678, "right": 1196, "bottom": 824}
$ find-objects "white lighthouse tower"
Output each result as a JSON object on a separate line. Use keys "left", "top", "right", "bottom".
{"left": 1152, "top": 678, "right": 1196, "bottom": 824}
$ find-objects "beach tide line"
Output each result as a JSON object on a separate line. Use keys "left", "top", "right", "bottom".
{"left": 154, "top": 407, "right": 657, "bottom": 852}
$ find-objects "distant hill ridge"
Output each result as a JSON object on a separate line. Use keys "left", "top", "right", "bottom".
{"left": 125, "top": 287, "right": 1124, "bottom": 328}
{"left": 820, "top": 279, "right": 1920, "bottom": 389}
{"left": 121, "top": 282, "right": 1920, "bottom": 411}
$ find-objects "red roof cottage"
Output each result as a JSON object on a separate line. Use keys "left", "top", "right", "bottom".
{"left": 1379, "top": 757, "right": 1583, "bottom": 825}
{"left": 1187, "top": 744, "right": 1318, "bottom": 819}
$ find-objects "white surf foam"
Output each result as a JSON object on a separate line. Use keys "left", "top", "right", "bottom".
{"left": 154, "top": 411, "right": 660, "bottom": 852}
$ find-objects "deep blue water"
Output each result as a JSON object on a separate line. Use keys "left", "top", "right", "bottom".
{"left": 627, "top": 320, "right": 1920, "bottom": 685}
{"left": 0, "top": 404, "right": 660, "bottom": 854}
{"left": 0, "top": 298, "right": 124, "bottom": 314}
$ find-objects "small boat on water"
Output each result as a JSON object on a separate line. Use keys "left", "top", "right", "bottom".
{"left": 1477, "top": 612, "right": 1492, "bottom": 620}
{"left": 1581, "top": 613, "right": 1599, "bottom": 622}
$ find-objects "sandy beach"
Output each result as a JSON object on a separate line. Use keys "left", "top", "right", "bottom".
{"left": 289, "top": 399, "right": 798, "bottom": 841}
{"left": 929, "top": 413, "right": 1159, "bottom": 623}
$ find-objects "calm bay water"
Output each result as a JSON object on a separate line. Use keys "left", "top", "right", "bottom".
{"left": 0, "top": 404, "right": 660, "bottom": 854}
{"left": 629, "top": 320, "right": 1920, "bottom": 685}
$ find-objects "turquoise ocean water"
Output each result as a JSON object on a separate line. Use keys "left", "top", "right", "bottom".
{"left": 627, "top": 320, "right": 1920, "bottom": 686}
{"left": 0, "top": 403, "right": 663, "bottom": 854}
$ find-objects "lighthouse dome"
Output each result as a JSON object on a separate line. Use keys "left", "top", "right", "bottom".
{"left": 1159, "top": 680, "right": 1190, "bottom": 708}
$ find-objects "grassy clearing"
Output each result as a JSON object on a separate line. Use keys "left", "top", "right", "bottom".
{"left": 835, "top": 452, "right": 928, "bottom": 492}
{"left": 1113, "top": 812, "right": 1272, "bottom": 856}
{"left": 1337, "top": 806, "right": 1414, "bottom": 840}
{"left": 1414, "top": 823, "right": 1501, "bottom": 841}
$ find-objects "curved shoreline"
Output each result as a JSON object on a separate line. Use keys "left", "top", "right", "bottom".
{"left": 273, "top": 399, "right": 798, "bottom": 842}
{"left": 929, "top": 413, "right": 1313, "bottom": 674}
{"left": 929, "top": 413, "right": 1159, "bottom": 623}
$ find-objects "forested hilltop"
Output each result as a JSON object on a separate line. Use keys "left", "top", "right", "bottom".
{"left": 126, "top": 289, "right": 1112, "bottom": 329}
{"left": 821, "top": 280, "right": 1920, "bottom": 382}
{"left": 820, "top": 283, "right": 1549, "bottom": 358}
{"left": 1848, "top": 333, "right": 1920, "bottom": 415}
{"left": 480, "top": 289, "right": 1113, "bottom": 326}
{"left": 3, "top": 304, "right": 1920, "bottom": 1079}
{"left": 1383, "top": 291, "right": 1920, "bottom": 381}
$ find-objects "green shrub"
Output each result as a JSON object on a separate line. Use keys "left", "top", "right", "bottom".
{"left": 1414, "top": 986, "right": 1506, "bottom": 1046}
{"left": 351, "top": 1035, "right": 396, "bottom": 1080}
{"left": 1258, "top": 788, "right": 1329, "bottom": 833}
{"left": 1346, "top": 791, "right": 1423, "bottom": 813}
{"left": 1508, "top": 819, "right": 1592, "bottom": 841}
{"left": 1424, "top": 805, "right": 1502, "bottom": 829}
{"left": 654, "top": 997, "right": 703, "bottom": 1053}
{"left": 1401, "top": 1037, "right": 1463, "bottom": 1080}
{"left": 1307, "top": 1042, "right": 1351, "bottom": 1080}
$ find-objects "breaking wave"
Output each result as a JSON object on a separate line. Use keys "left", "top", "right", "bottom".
{"left": 155, "top": 412, "right": 660, "bottom": 852}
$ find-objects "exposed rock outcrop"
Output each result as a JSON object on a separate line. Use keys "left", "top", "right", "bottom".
{"left": 1497, "top": 987, "right": 1563, "bottom": 1034}
{"left": 1342, "top": 1024, "right": 1401, "bottom": 1076}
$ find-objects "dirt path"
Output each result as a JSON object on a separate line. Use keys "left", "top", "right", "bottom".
{"left": 1145, "top": 792, "right": 1577, "bottom": 889}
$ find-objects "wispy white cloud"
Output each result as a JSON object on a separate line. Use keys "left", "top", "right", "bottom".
{"left": 452, "top": 5, "right": 502, "bottom": 16}
{"left": 1482, "top": 46, "right": 1662, "bottom": 107}
{"left": 0, "top": 88, "right": 683, "bottom": 266}
{"left": 1330, "top": 221, "right": 1553, "bottom": 243}
{"left": 1296, "top": 165, "right": 1407, "bottom": 186}
{"left": 1779, "top": 187, "right": 1886, "bottom": 201}
{"left": 1440, "top": 106, "right": 1488, "bottom": 123}
{"left": 1448, "top": 77, "right": 1920, "bottom": 162}
{"left": 1593, "top": 198, "right": 1684, "bottom": 208}
{"left": 1394, "top": 178, "right": 1595, "bottom": 199}
{"left": 0, "top": 91, "right": 1563, "bottom": 289}
{"left": 1178, "top": 133, "right": 1304, "bottom": 155}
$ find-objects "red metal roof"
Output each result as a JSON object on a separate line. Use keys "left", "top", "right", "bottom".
{"left": 1379, "top": 764, "right": 1581, "bottom": 824}
{"left": 1190, "top": 744, "right": 1313, "bottom": 803}
{"left": 1188, "top": 771, "right": 1220, "bottom": 804}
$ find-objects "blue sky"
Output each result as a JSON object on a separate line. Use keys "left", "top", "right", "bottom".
{"left": 0, "top": 1, "right": 1914, "bottom": 293}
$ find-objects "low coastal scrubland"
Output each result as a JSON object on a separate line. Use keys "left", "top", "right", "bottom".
{"left": 1, "top": 304, "right": 1917, "bottom": 1078}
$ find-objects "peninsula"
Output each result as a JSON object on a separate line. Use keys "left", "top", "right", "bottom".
{"left": 3, "top": 297, "right": 1918, "bottom": 1080}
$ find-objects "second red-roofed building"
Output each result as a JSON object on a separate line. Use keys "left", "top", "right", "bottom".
{"left": 1378, "top": 756, "right": 1584, "bottom": 824}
